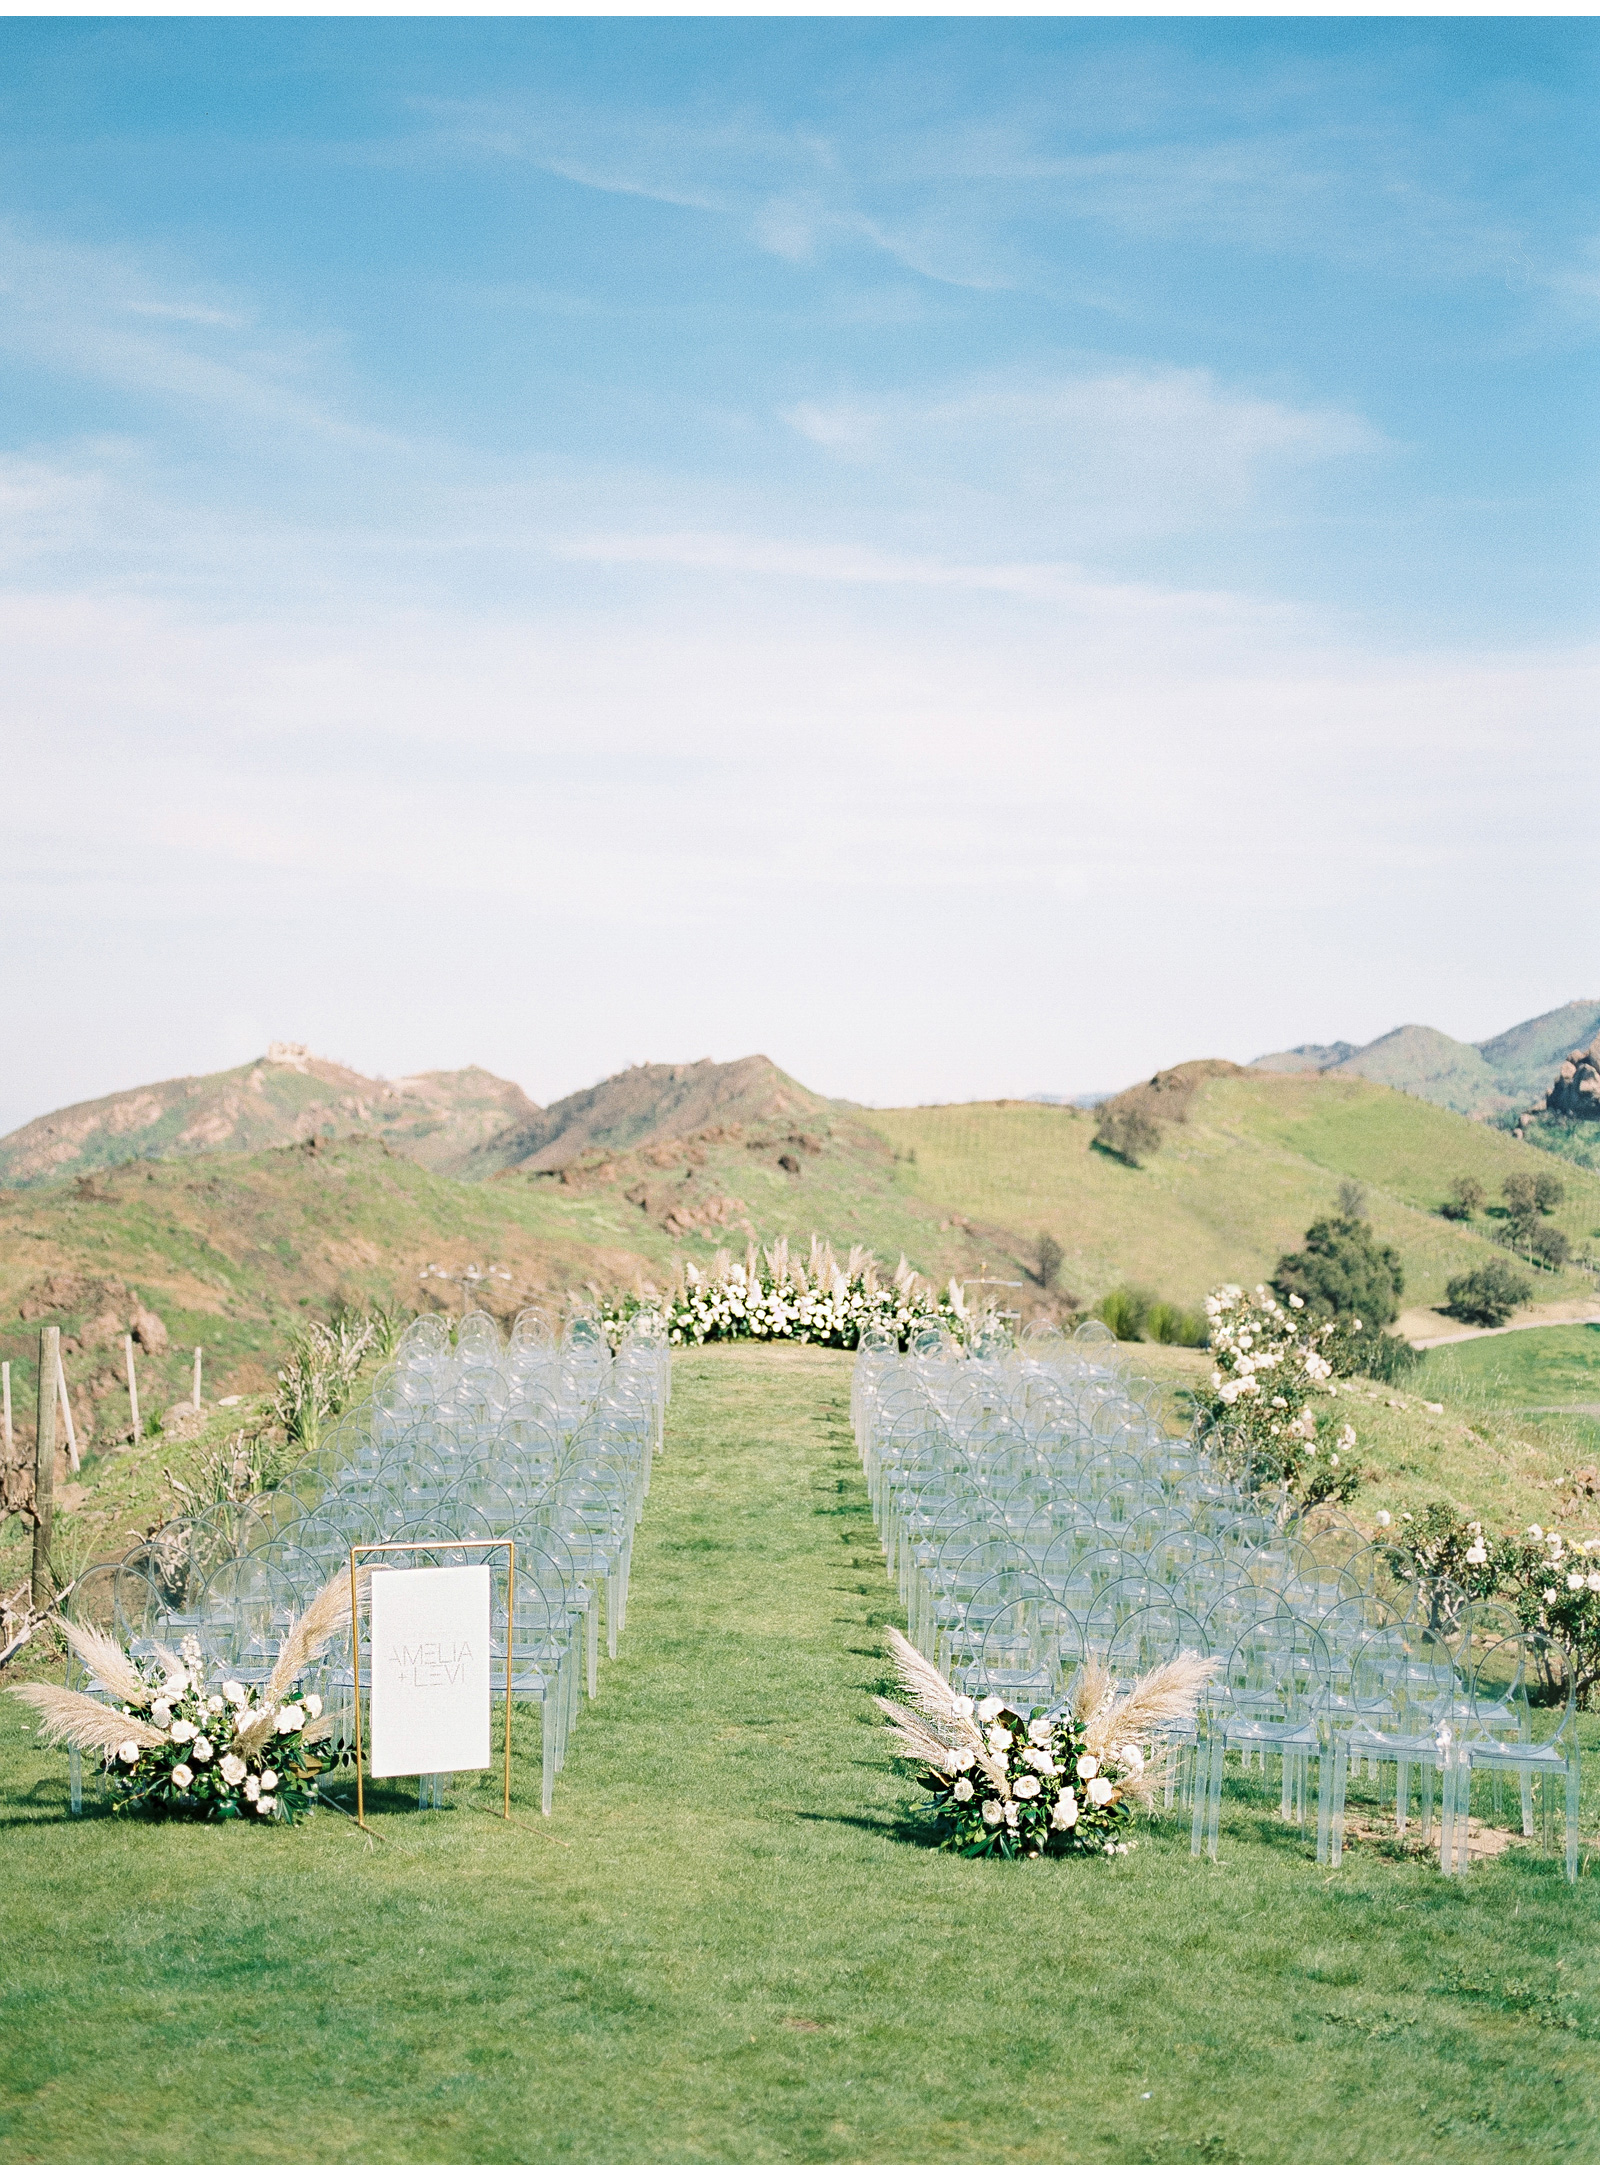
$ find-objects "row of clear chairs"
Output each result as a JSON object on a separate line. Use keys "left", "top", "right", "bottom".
{"left": 854, "top": 1319, "right": 1582, "bottom": 1882}
{"left": 66, "top": 1307, "right": 671, "bottom": 1815}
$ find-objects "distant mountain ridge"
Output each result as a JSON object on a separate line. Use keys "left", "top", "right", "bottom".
{"left": 1251, "top": 1000, "right": 1600, "bottom": 1119}
{"left": 0, "top": 1044, "right": 541, "bottom": 1188}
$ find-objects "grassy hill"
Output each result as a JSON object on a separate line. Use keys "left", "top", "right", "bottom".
{"left": 5, "top": 1060, "right": 1600, "bottom": 1615}
{"left": 864, "top": 1067, "right": 1600, "bottom": 1326}
{"left": 5, "top": 1065, "right": 1598, "bottom": 1467}
{"left": 0, "top": 1046, "right": 539, "bottom": 1188}
{"left": 1253, "top": 998, "right": 1600, "bottom": 1121}
{"left": 453, "top": 1054, "right": 838, "bottom": 1176}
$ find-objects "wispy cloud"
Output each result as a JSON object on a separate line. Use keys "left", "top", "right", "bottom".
{"left": 780, "top": 366, "right": 1388, "bottom": 541}
{"left": 0, "top": 221, "right": 382, "bottom": 447}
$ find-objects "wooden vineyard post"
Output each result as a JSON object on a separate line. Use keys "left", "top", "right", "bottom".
{"left": 124, "top": 1334, "right": 140, "bottom": 1441}
{"left": 55, "top": 1343, "right": 80, "bottom": 1473}
{"left": 32, "top": 1327, "right": 59, "bottom": 1612}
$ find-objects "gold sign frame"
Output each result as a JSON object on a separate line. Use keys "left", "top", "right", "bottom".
{"left": 347, "top": 1537, "right": 516, "bottom": 1829}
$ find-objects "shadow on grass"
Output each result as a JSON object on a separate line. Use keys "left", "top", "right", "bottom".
{"left": 793, "top": 1806, "right": 945, "bottom": 1849}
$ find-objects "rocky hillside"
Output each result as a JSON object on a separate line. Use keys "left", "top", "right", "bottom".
{"left": 444, "top": 1055, "right": 836, "bottom": 1177}
{"left": 0, "top": 1045, "right": 541, "bottom": 1188}
{"left": 1252, "top": 999, "right": 1600, "bottom": 1120}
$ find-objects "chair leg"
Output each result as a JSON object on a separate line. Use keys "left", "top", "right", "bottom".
{"left": 1190, "top": 1728, "right": 1214, "bottom": 1856}
{"left": 69, "top": 1743, "right": 83, "bottom": 1817}
{"left": 1328, "top": 1741, "right": 1349, "bottom": 1869}
{"left": 1565, "top": 1752, "right": 1581, "bottom": 1885}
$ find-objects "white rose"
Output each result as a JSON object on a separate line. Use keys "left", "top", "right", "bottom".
{"left": 1027, "top": 1718, "right": 1053, "bottom": 1744}
{"left": 1588, "top": 1574, "right": 1600, "bottom": 1594}
{"left": 951, "top": 1749, "right": 975, "bottom": 1772}
{"left": 976, "top": 1695, "right": 1004, "bottom": 1722}
{"left": 1013, "top": 1774, "right": 1041, "bottom": 1799}
{"left": 223, "top": 1681, "right": 248, "bottom": 1708}
{"left": 986, "top": 1725, "right": 1011, "bottom": 1756}
{"left": 1003, "top": 1803, "right": 1019, "bottom": 1828}
{"left": 1288, "top": 1294, "right": 1304, "bottom": 1309}
{"left": 302, "top": 1694, "right": 322, "bottom": 1719}
{"left": 256, "top": 1798, "right": 274, "bottom": 1815}
{"left": 1051, "top": 1793, "right": 1079, "bottom": 1829}
{"left": 1567, "top": 1573, "right": 1585, "bottom": 1592}
{"left": 170, "top": 1764, "right": 193, "bottom": 1790}
{"left": 244, "top": 1775, "right": 261, "bottom": 1801}
{"left": 1087, "top": 1776, "right": 1115, "bottom": 1807}
{"left": 191, "top": 1737, "right": 214, "bottom": 1763}
{"left": 1076, "top": 1754, "right": 1099, "bottom": 1781}
{"left": 150, "top": 1702, "right": 172, "bottom": 1730}
{"left": 169, "top": 1719, "right": 197, "bottom": 1744}
{"left": 260, "top": 1769, "right": 278, "bottom": 1791}
{"left": 952, "top": 1778, "right": 974, "bottom": 1803}
{"left": 206, "top": 1695, "right": 224, "bottom": 1714}
{"left": 274, "top": 1705, "right": 305, "bottom": 1735}
{"left": 117, "top": 1740, "right": 140, "bottom": 1765}
{"left": 1118, "top": 1744, "right": 1145, "bottom": 1774}
{"left": 220, "top": 1755, "right": 246, "bottom": 1785}
{"left": 1375, "top": 1511, "right": 1392, "bottom": 1528}
{"left": 981, "top": 1800, "right": 1003, "bottom": 1826}
{"left": 1464, "top": 1543, "right": 1488, "bottom": 1566}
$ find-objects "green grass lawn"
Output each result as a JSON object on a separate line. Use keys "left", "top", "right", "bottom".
{"left": 1422, "top": 1325, "right": 1600, "bottom": 1412}
{"left": 3, "top": 1347, "right": 1598, "bottom": 2164}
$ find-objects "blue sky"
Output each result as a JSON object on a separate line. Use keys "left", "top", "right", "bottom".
{"left": 1, "top": 18, "right": 1596, "bottom": 1127}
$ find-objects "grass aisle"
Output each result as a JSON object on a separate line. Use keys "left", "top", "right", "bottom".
{"left": 1, "top": 1345, "right": 1597, "bottom": 2163}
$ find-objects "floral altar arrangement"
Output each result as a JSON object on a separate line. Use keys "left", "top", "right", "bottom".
{"left": 9, "top": 1567, "right": 368, "bottom": 1823}
{"left": 596, "top": 1238, "right": 988, "bottom": 1352}
{"left": 877, "top": 1628, "right": 1216, "bottom": 1859}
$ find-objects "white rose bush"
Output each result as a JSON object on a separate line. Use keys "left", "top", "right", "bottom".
{"left": 1194, "top": 1284, "right": 1361, "bottom": 1513}
{"left": 876, "top": 1628, "right": 1214, "bottom": 1861}
{"left": 10, "top": 1566, "right": 369, "bottom": 1824}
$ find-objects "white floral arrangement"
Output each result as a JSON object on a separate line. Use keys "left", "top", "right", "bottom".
{"left": 11, "top": 1568, "right": 366, "bottom": 1825}
{"left": 1195, "top": 1283, "right": 1360, "bottom": 1509}
{"left": 876, "top": 1629, "right": 1215, "bottom": 1860}
{"left": 597, "top": 1239, "right": 980, "bottom": 1352}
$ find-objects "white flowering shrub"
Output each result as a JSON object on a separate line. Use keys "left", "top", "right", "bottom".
{"left": 1393, "top": 1504, "right": 1600, "bottom": 1706}
{"left": 1194, "top": 1284, "right": 1360, "bottom": 1511}
{"left": 106, "top": 1637, "right": 327, "bottom": 1821}
{"left": 595, "top": 1240, "right": 977, "bottom": 1353}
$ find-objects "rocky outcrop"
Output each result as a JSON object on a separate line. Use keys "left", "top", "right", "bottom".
{"left": 1531, "top": 1037, "right": 1600, "bottom": 1122}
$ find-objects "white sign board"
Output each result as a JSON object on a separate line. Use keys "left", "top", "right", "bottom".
{"left": 368, "top": 1565, "right": 492, "bottom": 1778}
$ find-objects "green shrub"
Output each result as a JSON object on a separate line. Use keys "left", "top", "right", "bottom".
{"left": 1327, "top": 1320, "right": 1420, "bottom": 1383}
{"left": 1093, "top": 1105, "right": 1162, "bottom": 1167}
{"left": 1444, "top": 1259, "right": 1530, "bottom": 1327}
{"left": 1440, "top": 1174, "right": 1484, "bottom": 1221}
{"left": 1535, "top": 1169, "right": 1566, "bottom": 1213}
{"left": 1271, "top": 1215, "right": 1403, "bottom": 1330}
{"left": 1502, "top": 1170, "right": 1537, "bottom": 1217}
{"left": 1526, "top": 1221, "right": 1572, "bottom": 1271}
{"left": 1034, "top": 1232, "right": 1064, "bottom": 1290}
{"left": 1144, "top": 1300, "right": 1208, "bottom": 1347}
{"left": 1096, "top": 1285, "right": 1151, "bottom": 1341}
